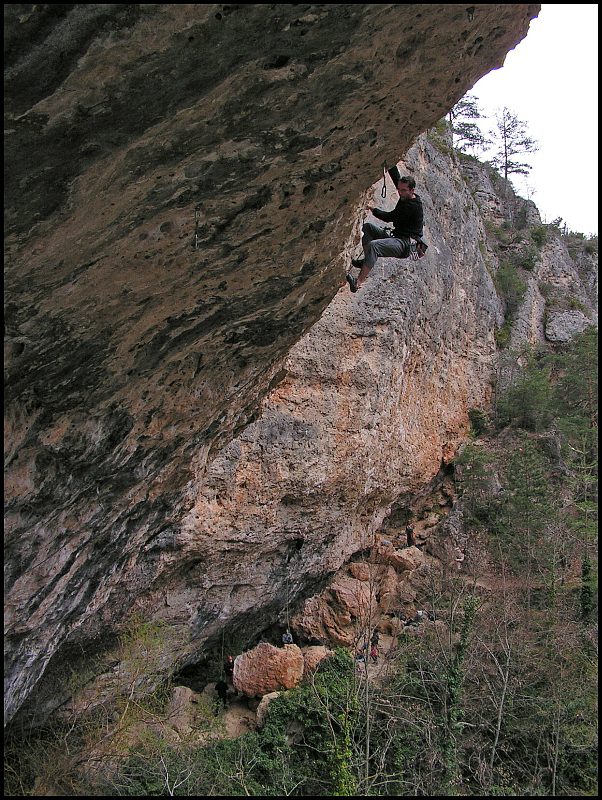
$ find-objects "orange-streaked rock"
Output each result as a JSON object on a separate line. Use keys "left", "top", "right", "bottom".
{"left": 233, "top": 643, "right": 304, "bottom": 697}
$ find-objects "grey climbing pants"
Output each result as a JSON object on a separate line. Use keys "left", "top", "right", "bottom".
{"left": 361, "top": 222, "right": 411, "bottom": 268}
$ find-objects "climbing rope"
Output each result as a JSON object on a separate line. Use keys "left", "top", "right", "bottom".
{"left": 193, "top": 206, "right": 202, "bottom": 250}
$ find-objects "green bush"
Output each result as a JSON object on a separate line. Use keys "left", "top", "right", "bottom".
{"left": 530, "top": 225, "right": 547, "bottom": 247}
{"left": 517, "top": 245, "right": 538, "bottom": 271}
{"left": 100, "top": 649, "right": 360, "bottom": 797}
{"left": 427, "top": 121, "right": 453, "bottom": 156}
{"left": 494, "top": 321, "right": 512, "bottom": 349}
{"left": 494, "top": 262, "right": 527, "bottom": 320}
{"left": 514, "top": 204, "right": 528, "bottom": 230}
{"left": 468, "top": 408, "right": 489, "bottom": 437}
{"left": 584, "top": 237, "right": 598, "bottom": 255}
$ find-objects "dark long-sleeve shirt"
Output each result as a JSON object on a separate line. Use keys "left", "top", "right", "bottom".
{"left": 372, "top": 195, "right": 424, "bottom": 239}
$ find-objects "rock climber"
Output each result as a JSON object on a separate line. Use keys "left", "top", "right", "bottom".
{"left": 408, "top": 609, "right": 428, "bottom": 626}
{"left": 215, "top": 679, "right": 229, "bottom": 711}
{"left": 282, "top": 629, "right": 294, "bottom": 645}
{"left": 406, "top": 524, "right": 416, "bottom": 548}
{"left": 224, "top": 654, "right": 235, "bottom": 678}
{"left": 346, "top": 169, "right": 428, "bottom": 293}
{"left": 223, "top": 654, "right": 239, "bottom": 697}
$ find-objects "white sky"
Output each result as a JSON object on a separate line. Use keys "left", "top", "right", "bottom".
{"left": 468, "top": 4, "right": 598, "bottom": 237}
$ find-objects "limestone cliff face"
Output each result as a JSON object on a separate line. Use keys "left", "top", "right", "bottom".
{"left": 166, "top": 136, "right": 503, "bottom": 654}
{"left": 284, "top": 151, "right": 598, "bottom": 647}
{"left": 4, "top": 4, "right": 543, "bottom": 725}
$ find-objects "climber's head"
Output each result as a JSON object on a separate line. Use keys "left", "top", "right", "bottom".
{"left": 397, "top": 175, "right": 416, "bottom": 199}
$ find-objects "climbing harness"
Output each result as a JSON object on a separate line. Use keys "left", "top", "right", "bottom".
{"left": 410, "top": 239, "right": 428, "bottom": 261}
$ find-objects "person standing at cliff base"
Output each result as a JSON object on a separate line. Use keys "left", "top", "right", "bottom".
{"left": 346, "top": 170, "right": 428, "bottom": 293}
{"left": 224, "top": 654, "right": 234, "bottom": 676}
{"left": 214, "top": 679, "right": 229, "bottom": 712}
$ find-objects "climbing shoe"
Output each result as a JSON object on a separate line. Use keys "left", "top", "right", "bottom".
{"left": 351, "top": 256, "right": 365, "bottom": 268}
{"left": 346, "top": 274, "right": 359, "bottom": 293}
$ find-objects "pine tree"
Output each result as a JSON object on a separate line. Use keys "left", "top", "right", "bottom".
{"left": 490, "top": 107, "right": 538, "bottom": 183}
{"left": 447, "top": 94, "right": 490, "bottom": 156}
{"left": 495, "top": 351, "right": 552, "bottom": 432}
{"left": 580, "top": 553, "right": 595, "bottom": 622}
{"left": 455, "top": 442, "right": 495, "bottom": 525}
{"left": 554, "top": 327, "right": 598, "bottom": 446}
{"left": 497, "top": 437, "right": 554, "bottom": 605}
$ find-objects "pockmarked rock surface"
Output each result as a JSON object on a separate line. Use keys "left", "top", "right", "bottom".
{"left": 4, "top": 4, "right": 542, "bottom": 725}
{"left": 291, "top": 544, "right": 430, "bottom": 647}
{"left": 545, "top": 310, "right": 593, "bottom": 343}
{"left": 233, "top": 643, "right": 304, "bottom": 697}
